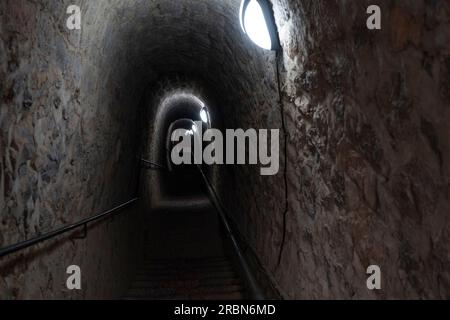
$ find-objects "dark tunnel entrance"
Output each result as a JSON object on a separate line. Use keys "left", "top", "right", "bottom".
{"left": 142, "top": 89, "right": 220, "bottom": 212}
{"left": 131, "top": 86, "right": 257, "bottom": 299}
{"left": 164, "top": 118, "right": 207, "bottom": 198}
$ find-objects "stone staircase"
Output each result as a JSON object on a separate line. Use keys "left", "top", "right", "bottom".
{"left": 124, "top": 256, "right": 244, "bottom": 300}
{"left": 123, "top": 207, "right": 246, "bottom": 300}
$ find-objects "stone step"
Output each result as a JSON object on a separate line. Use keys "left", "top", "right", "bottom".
{"left": 124, "top": 255, "right": 246, "bottom": 299}
{"left": 141, "top": 256, "right": 231, "bottom": 265}
{"left": 136, "top": 264, "right": 235, "bottom": 274}
{"left": 123, "top": 291, "right": 245, "bottom": 300}
{"left": 125, "top": 284, "right": 244, "bottom": 300}
{"left": 129, "top": 277, "right": 241, "bottom": 289}
{"left": 133, "top": 270, "right": 238, "bottom": 282}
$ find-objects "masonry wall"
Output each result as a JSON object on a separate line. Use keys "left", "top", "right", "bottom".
{"left": 0, "top": 0, "right": 144, "bottom": 299}
{"left": 222, "top": 0, "right": 450, "bottom": 299}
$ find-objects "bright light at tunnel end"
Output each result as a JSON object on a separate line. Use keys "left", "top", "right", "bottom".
{"left": 239, "top": 0, "right": 280, "bottom": 51}
{"left": 200, "top": 109, "right": 208, "bottom": 123}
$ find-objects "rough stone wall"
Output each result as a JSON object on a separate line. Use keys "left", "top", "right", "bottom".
{"left": 0, "top": 0, "right": 144, "bottom": 299}
{"left": 223, "top": 0, "right": 450, "bottom": 299}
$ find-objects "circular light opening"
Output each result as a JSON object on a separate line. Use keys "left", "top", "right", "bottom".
{"left": 200, "top": 109, "right": 208, "bottom": 123}
{"left": 240, "top": 0, "right": 280, "bottom": 51}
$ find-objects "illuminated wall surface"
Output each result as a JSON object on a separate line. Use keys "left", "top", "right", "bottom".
{"left": 0, "top": 0, "right": 450, "bottom": 300}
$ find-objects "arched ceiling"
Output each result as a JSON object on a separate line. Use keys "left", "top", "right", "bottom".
{"left": 78, "top": 0, "right": 282, "bottom": 128}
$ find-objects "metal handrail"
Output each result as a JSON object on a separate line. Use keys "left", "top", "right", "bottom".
{"left": 140, "top": 159, "right": 168, "bottom": 171}
{"left": 161, "top": 116, "right": 265, "bottom": 299}
{"left": 196, "top": 166, "right": 264, "bottom": 300}
{"left": 141, "top": 155, "right": 264, "bottom": 298}
{"left": 0, "top": 198, "right": 139, "bottom": 259}
{"left": 0, "top": 151, "right": 263, "bottom": 297}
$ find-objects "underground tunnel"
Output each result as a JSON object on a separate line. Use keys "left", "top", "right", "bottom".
{"left": 1, "top": 0, "right": 450, "bottom": 301}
